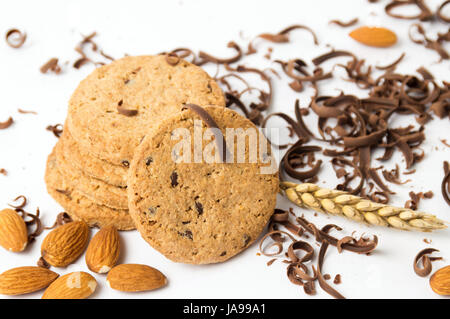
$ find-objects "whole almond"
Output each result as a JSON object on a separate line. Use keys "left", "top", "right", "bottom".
{"left": 41, "top": 221, "right": 89, "bottom": 267}
{"left": 86, "top": 225, "right": 120, "bottom": 273}
{"left": 107, "top": 264, "right": 167, "bottom": 292}
{"left": 349, "top": 26, "right": 397, "bottom": 47}
{"left": 42, "top": 271, "right": 97, "bottom": 299}
{"left": 0, "top": 208, "right": 28, "bottom": 252}
{"left": 0, "top": 266, "right": 59, "bottom": 295}
{"left": 430, "top": 265, "right": 450, "bottom": 296}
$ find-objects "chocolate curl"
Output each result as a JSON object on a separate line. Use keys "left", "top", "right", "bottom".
{"left": 442, "top": 161, "right": 450, "bottom": 206}
{"left": 385, "top": 0, "right": 433, "bottom": 21}
{"left": 5, "top": 29, "right": 26, "bottom": 48}
{"left": 182, "top": 104, "right": 231, "bottom": 163}
{"left": 0, "top": 117, "right": 14, "bottom": 129}
{"left": 199, "top": 41, "right": 242, "bottom": 64}
{"left": 414, "top": 248, "right": 442, "bottom": 277}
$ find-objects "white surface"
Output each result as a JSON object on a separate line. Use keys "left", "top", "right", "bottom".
{"left": 0, "top": 0, "right": 449, "bottom": 299}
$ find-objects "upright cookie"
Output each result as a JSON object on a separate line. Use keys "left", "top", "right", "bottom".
{"left": 128, "top": 106, "right": 279, "bottom": 264}
{"left": 67, "top": 55, "right": 226, "bottom": 166}
{"left": 54, "top": 137, "right": 128, "bottom": 210}
{"left": 61, "top": 126, "right": 128, "bottom": 187}
{"left": 45, "top": 150, "right": 134, "bottom": 230}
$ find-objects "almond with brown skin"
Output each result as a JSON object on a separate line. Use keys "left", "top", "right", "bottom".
{"left": 430, "top": 265, "right": 450, "bottom": 296}
{"left": 86, "top": 225, "right": 120, "bottom": 274}
{"left": 41, "top": 221, "right": 89, "bottom": 267}
{"left": 42, "top": 271, "right": 97, "bottom": 299}
{"left": 107, "top": 264, "right": 167, "bottom": 292}
{"left": 0, "top": 208, "right": 28, "bottom": 252}
{"left": 0, "top": 266, "right": 59, "bottom": 295}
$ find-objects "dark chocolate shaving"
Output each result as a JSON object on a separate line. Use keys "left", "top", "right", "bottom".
{"left": 117, "top": 100, "right": 138, "bottom": 117}
{"left": 18, "top": 109, "right": 37, "bottom": 115}
{"left": 170, "top": 171, "right": 179, "bottom": 187}
{"left": 442, "top": 161, "right": 450, "bottom": 206}
{"left": 45, "top": 212, "right": 73, "bottom": 230}
{"left": 0, "top": 117, "right": 14, "bottom": 129}
{"left": 317, "top": 241, "right": 345, "bottom": 299}
{"left": 413, "top": 248, "right": 442, "bottom": 277}
{"left": 385, "top": 0, "right": 433, "bottom": 21}
{"left": 437, "top": 0, "right": 450, "bottom": 22}
{"left": 329, "top": 18, "right": 359, "bottom": 27}
{"left": 199, "top": 41, "right": 242, "bottom": 64}
{"left": 182, "top": 104, "right": 230, "bottom": 163}
{"left": 5, "top": 29, "right": 26, "bottom": 48}
{"left": 376, "top": 53, "right": 405, "bottom": 70}
{"left": 8, "top": 195, "right": 27, "bottom": 209}
{"left": 40, "top": 58, "right": 61, "bottom": 74}
{"left": 248, "top": 24, "right": 318, "bottom": 54}
{"left": 46, "top": 124, "right": 63, "bottom": 138}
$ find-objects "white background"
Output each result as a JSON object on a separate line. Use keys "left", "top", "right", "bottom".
{"left": 0, "top": 0, "right": 449, "bottom": 299}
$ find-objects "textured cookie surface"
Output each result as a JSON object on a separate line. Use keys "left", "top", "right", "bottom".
{"left": 128, "top": 106, "right": 279, "bottom": 264}
{"left": 67, "top": 55, "right": 226, "bottom": 165}
{"left": 62, "top": 126, "right": 128, "bottom": 187}
{"left": 45, "top": 150, "right": 134, "bottom": 230}
{"left": 54, "top": 136, "right": 128, "bottom": 210}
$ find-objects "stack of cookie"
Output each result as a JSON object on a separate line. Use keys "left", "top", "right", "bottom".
{"left": 45, "top": 55, "right": 226, "bottom": 230}
{"left": 45, "top": 54, "right": 279, "bottom": 264}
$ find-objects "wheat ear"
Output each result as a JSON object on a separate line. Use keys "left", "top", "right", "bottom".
{"left": 280, "top": 182, "right": 447, "bottom": 232}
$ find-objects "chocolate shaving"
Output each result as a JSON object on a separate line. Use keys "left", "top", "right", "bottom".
{"left": 297, "top": 216, "right": 378, "bottom": 254}
{"left": 413, "top": 248, "right": 442, "bottom": 277}
{"left": 5, "top": 29, "right": 26, "bottom": 48}
{"left": 409, "top": 24, "right": 449, "bottom": 60}
{"left": 329, "top": 18, "right": 359, "bottom": 27}
{"left": 18, "top": 109, "right": 37, "bottom": 115}
{"left": 8, "top": 195, "right": 27, "bottom": 209}
{"left": 0, "top": 169, "right": 7, "bottom": 176}
{"left": 40, "top": 58, "right": 61, "bottom": 74}
{"left": 170, "top": 171, "right": 178, "bottom": 187}
{"left": 442, "top": 161, "right": 450, "bottom": 206}
{"left": 182, "top": 104, "right": 230, "bottom": 162}
{"left": 15, "top": 207, "right": 44, "bottom": 243}
{"left": 317, "top": 241, "right": 345, "bottom": 299}
{"left": 0, "top": 117, "right": 14, "bottom": 129}
{"left": 199, "top": 41, "right": 242, "bottom": 64}
{"left": 37, "top": 256, "right": 50, "bottom": 269}
{"left": 385, "top": 0, "right": 433, "bottom": 21}
{"left": 333, "top": 274, "right": 342, "bottom": 284}
{"left": 117, "top": 100, "right": 138, "bottom": 117}
{"left": 249, "top": 24, "right": 318, "bottom": 54}
{"left": 376, "top": 53, "right": 405, "bottom": 70}
{"left": 382, "top": 164, "right": 411, "bottom": 185}
{"left": 45, "top": 212, "right": 73, "bottom": 230}
{"left": 438, "top": 0, "right": 450, "bottom": 22}
{"left": 46, "top": 124, "right": 63, "bottom": 138}
{"left": 287, "top": 241, "right": 314, "bottom": 263}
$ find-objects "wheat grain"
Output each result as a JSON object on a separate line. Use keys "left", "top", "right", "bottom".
{"left": 280, "top": 182, "right": 447, "bottom": 232}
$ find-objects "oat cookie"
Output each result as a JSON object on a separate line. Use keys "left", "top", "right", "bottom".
{"left": 62, "top": 126, "right": 128, "bottom": 187}
{"left": 67, "top": 55, "right": 226, "bottom": 166}
{"left": 54, "top": 136, "right": 128, "bottom": 210}
{"left": 128, "top": 106, "right": 279, "bottom": 264}
{"left": 45, "top": 150, "right": 134, "bottom": 230}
